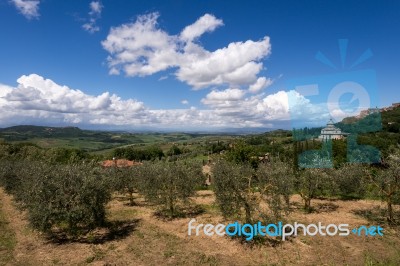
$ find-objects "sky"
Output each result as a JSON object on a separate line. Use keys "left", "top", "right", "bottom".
{"left": 0, "top": 0, "right": 399, "bottom": 131}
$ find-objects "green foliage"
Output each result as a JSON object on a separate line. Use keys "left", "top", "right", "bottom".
{"left": 0, "top": 142, "right": 43, "bottom": 160}
{"left": 338, "top": 113, "right": 382, "bottom": 134}
{"left": 292, "top": 127, "right": 322, "bottom": 141}
{"left": 213, "top": 160, "right": 257, "bottom": 223}
{"left": 333, "top": 163, "right": 367, "bottom": 199}
{"left": 357, "top": 132, "right": 400, "bottom": 158}
{"left": 139, "top": 160, "right": 203, "bottom": 217}
{"left": 0, "top": 160, "right": 24, "bottom": 197}
{"left": 296, "top": 168, "right": 331, "bottom": 212}
{"left": 257, "top": 160, "right": 294, "bottom": 217}
{"left": 113, "top": 145, "right": 164, "bottom": 161}
{"left": 167, "top": 145, "right": 182, "bottom": 156}
{"left": 332, "top": 139, "right": 347, "bottom": 167}
{"left": 1, "top": 160, "right": 112, "bottom": 235}
{"left": 110, "top": 166, "right": 141, "bottom": 206}
{"left": 370, "top": 151, "right": 400, "bottom": 222}
{"left": 206, "top": 141, "right": 227, "bottom": 154}
{"left": 213, "top": 159, "right": 293, "bottom": 225}
{"left": 225, "top": 141, "right": 258, "bottom": 167}
{"left": 0, "top": 142, "right": 96, "bottom": 165}
{"left": 298, "top": 141, "right": 333, "bottom": 168}
{"left": 45, "top": 147, "right": 90, "bottom": 164}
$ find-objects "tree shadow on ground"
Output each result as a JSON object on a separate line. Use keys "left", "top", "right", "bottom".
{"left": 154, "top": 204, "right": 205, "bottom": 220}
{"left": 228, "top": 231, "right": 284, "bottom": 248}
{"left": 353, "top": 206, "right": 400, "bottom": 227}
{"left": 289, "top": 201, "right": 338, "bottom": 213}
{"left": 314, "top": 202, "right": 339, "bottom": 213}
{"left": 46, "top": 219, "right": 141, "bottom": 244}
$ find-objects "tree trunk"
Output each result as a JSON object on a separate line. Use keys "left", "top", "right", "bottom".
{"left": 244, "top": 202, "right": 252, "bottom": 224}
{"left": 285, "top": 195, "right": 290, "bottom": 209}
{"left": 304, "top": 197, "right": 311, "bottom": 213}
{"left": 387, "top": 196, "right": 393, "bottom": 222}
{"left": 169, "top": 197, "right": 174, "bottom": 217}
{"left": 129, "top": 191, "right": 134, "bottom": 206}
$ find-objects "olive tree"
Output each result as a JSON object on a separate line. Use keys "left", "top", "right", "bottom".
{"left": 370, "top": 152, "right": 400, "bottom": 222}
{"left": 140, "top": 160, "right": 203, "bottom": 218}
{"left": 212, "top": 160, "right": 257, "bottom": 223}
{"left": 21, "top": 161, "right": 112, "bottom": 235}
{"left": 0, "top": 159, "right": 23, "bottom": 195}
{"left": 110, "top": 166, "right": 141, "bottom": 206}
{"left": 333, "top": 163, "right": 367, "bottom": 199}
{"left": 257, "top": 160, "right": 294, "bottom": 218}
{"left": 297, "top": 168, "right": 330, "bottom": 212}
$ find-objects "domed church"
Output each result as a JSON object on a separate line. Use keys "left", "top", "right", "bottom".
{"left": 318, "top": 119, "right": 348, "bottom": 141}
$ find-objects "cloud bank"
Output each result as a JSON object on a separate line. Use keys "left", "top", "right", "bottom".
{"left": 0, "top": 74, "right": 326, "bottom": 130}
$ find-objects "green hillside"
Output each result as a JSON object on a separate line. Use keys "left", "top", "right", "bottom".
{"left": 0, "top": 125, "right": 236, "bottom": 154}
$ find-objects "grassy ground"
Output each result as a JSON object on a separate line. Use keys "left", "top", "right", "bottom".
{"left": 0, "top": 188, "right": 399, "bottom": 265}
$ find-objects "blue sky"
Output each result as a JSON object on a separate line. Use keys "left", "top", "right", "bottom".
{"left": 0, "top": 0, "right": 399, "bottom": 131}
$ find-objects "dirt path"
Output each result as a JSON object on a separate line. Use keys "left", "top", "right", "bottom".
{"left": 0, "top": 188, "right": 95, "bottom": 265}
{"left": 0, "top": 188, "right": 41, "bottom": 265}
{"left": 0, "top": 189, "right": 15, "bottom": 266}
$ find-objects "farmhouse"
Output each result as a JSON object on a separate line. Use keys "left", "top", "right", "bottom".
{"left": 101, "top": 158, "right": 142, "bottom": 168}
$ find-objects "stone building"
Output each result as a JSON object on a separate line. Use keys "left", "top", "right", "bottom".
{"left": 318, "top": 119, "right": 348, "bottom": 141}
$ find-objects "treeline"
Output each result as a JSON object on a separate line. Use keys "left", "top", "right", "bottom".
{"left": 113, "top": 145, "right": 164, "bottom": 161}
{"left": 0, "top": 142, "right": 101, "bottom": 163}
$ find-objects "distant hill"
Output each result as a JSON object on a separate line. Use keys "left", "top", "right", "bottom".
{"left": 341, "top": 103, "right": 400, "bottom": 133}
{"left": 335, "top": 103, "right": 400, "bottom": 156}
{"left": 0, "top": 125, "right": 238, "bottom": 153}
{"left": 0, "top": 125, "right": 83, "bottom": 137}
{"left": 0, "top": 125, "right": 130, "bottom": 149}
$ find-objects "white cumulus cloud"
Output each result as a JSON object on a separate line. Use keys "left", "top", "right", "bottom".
{"left": 248, "top": 77, "right": 273, "bottom": 93}
{"left": 201, "top": 88, "right": 245, "bottom": 106}
{"left": 0, "top": 74, "right": 146, "bottom": 126}
{"left": 102, "top": 13, "right": 272, "bottom": 89}
{"left": 102, "top": 12, "right": 179, "bottom": 76}
{"left": 11, "top": 0, "right": 40, "bottom": 19}
{"left": 180, "top": 13, "right": 223, "bottom": 42}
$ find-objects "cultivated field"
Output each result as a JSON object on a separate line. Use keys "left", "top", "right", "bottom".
{"left": 1, "top": 188, "right": 399, "bottom": 266}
